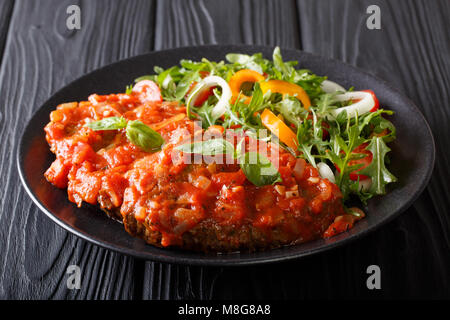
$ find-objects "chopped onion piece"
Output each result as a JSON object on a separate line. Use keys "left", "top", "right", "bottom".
{"left": 321, "top": 80, "right": 346, "bottom": 93}
{"left": 317, "top": 162, "right": 336, "bottom": 184}
{"left": 330, "top": 91, "right": 375, "bottom": 119}
{"left": 307, "top": 177, "right": 320, "bottom": 184}
{"left": 186, "top": 75, "right": 232, "bottom": 119}
{"left": 193, "top": 175, "right": 212, "bottom": 190}
{"left": 285, "top": 190, "right": 299, "bottom": 199}
{"left": 293, "top": 158, "right": 306, "bottom": 180}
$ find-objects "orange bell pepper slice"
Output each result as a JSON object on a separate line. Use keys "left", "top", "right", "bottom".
{"left": 229, "top": 69, "right": 265, "bottom": 104}
{"left": 259, "top": 80, "right": 311, "bottom": 109}
{"left": 261, "top": 109, "right": 298, "bottom": 151}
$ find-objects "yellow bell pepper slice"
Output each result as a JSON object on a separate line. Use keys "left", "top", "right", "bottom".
{"left": 261, "top": 108, "right": 298, "bottom": 151}
{"left": 259, "top": 80, "right": 311, "bottom": 109}
{"left": 229, "top": 69, "right": 265, "bottom": 104}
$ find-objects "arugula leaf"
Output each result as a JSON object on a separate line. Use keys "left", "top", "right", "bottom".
{"left": 300, "top": 144, "right": 317, "bottom": 168}
{"left": 226, "top": 53, "right": 251, "bottom": 64}
{"left": 359, "top": 109, "right": 396, "bottom": 142}
{"left": 180, "top": 59, "right": 207, "bottom": 71}
{"left": 246, "top": 82, "right": 264, "bottom": 114}
{"left": 239, "top": 152, "right": 282, "bottom": 187}
{"left": 272, "top": 46, "right": 294, "bottom": 80}
{"left": 275, "top": 98, "right": 304, "bottom": 127}
{"left": 359, "top": 137, "right": 397, "bottom": 194}
{"left": 222, "top": 88, "right": 265, "bottom": 131}
{"left": 86, "top": 117, "right": 128, "bottom": 131}
{"left": 324, "top": 114, "right": 366, "bottom": 198}
{"left": 226, "top": 53, "right": 266, "bottom": 74}
{"left": 296, "top": 119, "right": 318, "bottom": 167}
{"left": 348, "top": 179, "right": 375, "bottom": 204}
{"left": 293, "top": 70, "right": 327, "bottom": 102}
{"left": 174, "top": 71, "right": 199, "bottom": 101}
{"left": 175, "top": 138, "right": 234, "bottom": 156}
{"left": 196, "top": 102, "right": 221, "bottom": 128}
{"left": 126, "top": 120, "right": 164, "bottom": 152}
{"left": 316, "top": 92, "right": 339, "bottom": 115}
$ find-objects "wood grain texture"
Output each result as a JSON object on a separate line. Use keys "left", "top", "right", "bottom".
{"left": 0, "top": 0, "right": 155, "bottom": 299}
{"left": 0, "top": 0, "right": 14, "bottom": 67}
{"left": 0, "top": 0, "right": 449, "bottom": 300}
{"left": 154, "top": 0, "right": 301, "bottom": 49}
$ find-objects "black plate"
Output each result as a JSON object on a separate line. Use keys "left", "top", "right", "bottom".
{"left": 17, "top": 45, "right": 435, "bottom": 266}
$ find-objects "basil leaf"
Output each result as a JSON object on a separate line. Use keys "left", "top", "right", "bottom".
{"left": 86, "top": 117, "right": 127, "bottom": 131}
{"left": 359, "top": 137, "right": 397, "bottom": 194}
{"left": 125, "top": 120, "right": 164, "bottom": 152}
{"left": 239, "top": 152, "right": 282, "bottom": 187}
{"left": 175, "top": 138, "right": 234, "bottom": 156}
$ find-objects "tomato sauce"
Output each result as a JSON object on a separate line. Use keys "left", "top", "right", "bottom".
{"left": 44, "top": 91, "right": 348, "bottom": 251}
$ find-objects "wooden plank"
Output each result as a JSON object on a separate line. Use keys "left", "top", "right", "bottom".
{"left": 154, "top": 0, "right": 301, "bottom": 49}
{"left": 0, "top": 0, "right": 14, "bottom": 66}
{"left": 296, "top": 0, "right": 450, "bottom": 298}
{"left": 0, "top": 0, "right": 155, "bottom": 299}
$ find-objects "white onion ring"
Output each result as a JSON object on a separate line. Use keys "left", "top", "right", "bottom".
{"left": 321, "top": 80, "right": 346, "bottom": 93}
{"left": 330, "top": 91, "right": 375, "bottom": 119}
{"left": 186, "top": 75, "right": 232, "bottom": 119}
{"left": 317, "top": 162, "right": 336, "bottom": 184}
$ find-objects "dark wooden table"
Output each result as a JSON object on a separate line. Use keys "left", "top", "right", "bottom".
{"left": 1, "top": 0, "right": 449, "bottom": 300}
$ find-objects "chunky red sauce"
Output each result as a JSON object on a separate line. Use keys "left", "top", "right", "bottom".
{"left": 45, "top": 90, "right": 352, "bottom": 250}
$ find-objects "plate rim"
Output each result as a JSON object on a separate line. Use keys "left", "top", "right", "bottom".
{"left": 16, "top": 44, "right": 436, "bottom": 266}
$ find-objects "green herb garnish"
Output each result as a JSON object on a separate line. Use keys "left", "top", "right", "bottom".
{"left": 175, "top": 136, "right": 282, "bottom": 187}
{"left": 239, "top": 151, "right": 282, "bottom": 187}
{"left": 86, "top": 117, "right": 127, "bottom": 131}
{"left": 86, "top": 117, "right": 164, "bottom": 152}
{"left": 135, "top": 47, "right": 397, "bottom": 203}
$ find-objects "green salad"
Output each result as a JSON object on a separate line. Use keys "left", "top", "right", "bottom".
{"left": 127, "top": 47, "right": 397, "bottom": 204}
